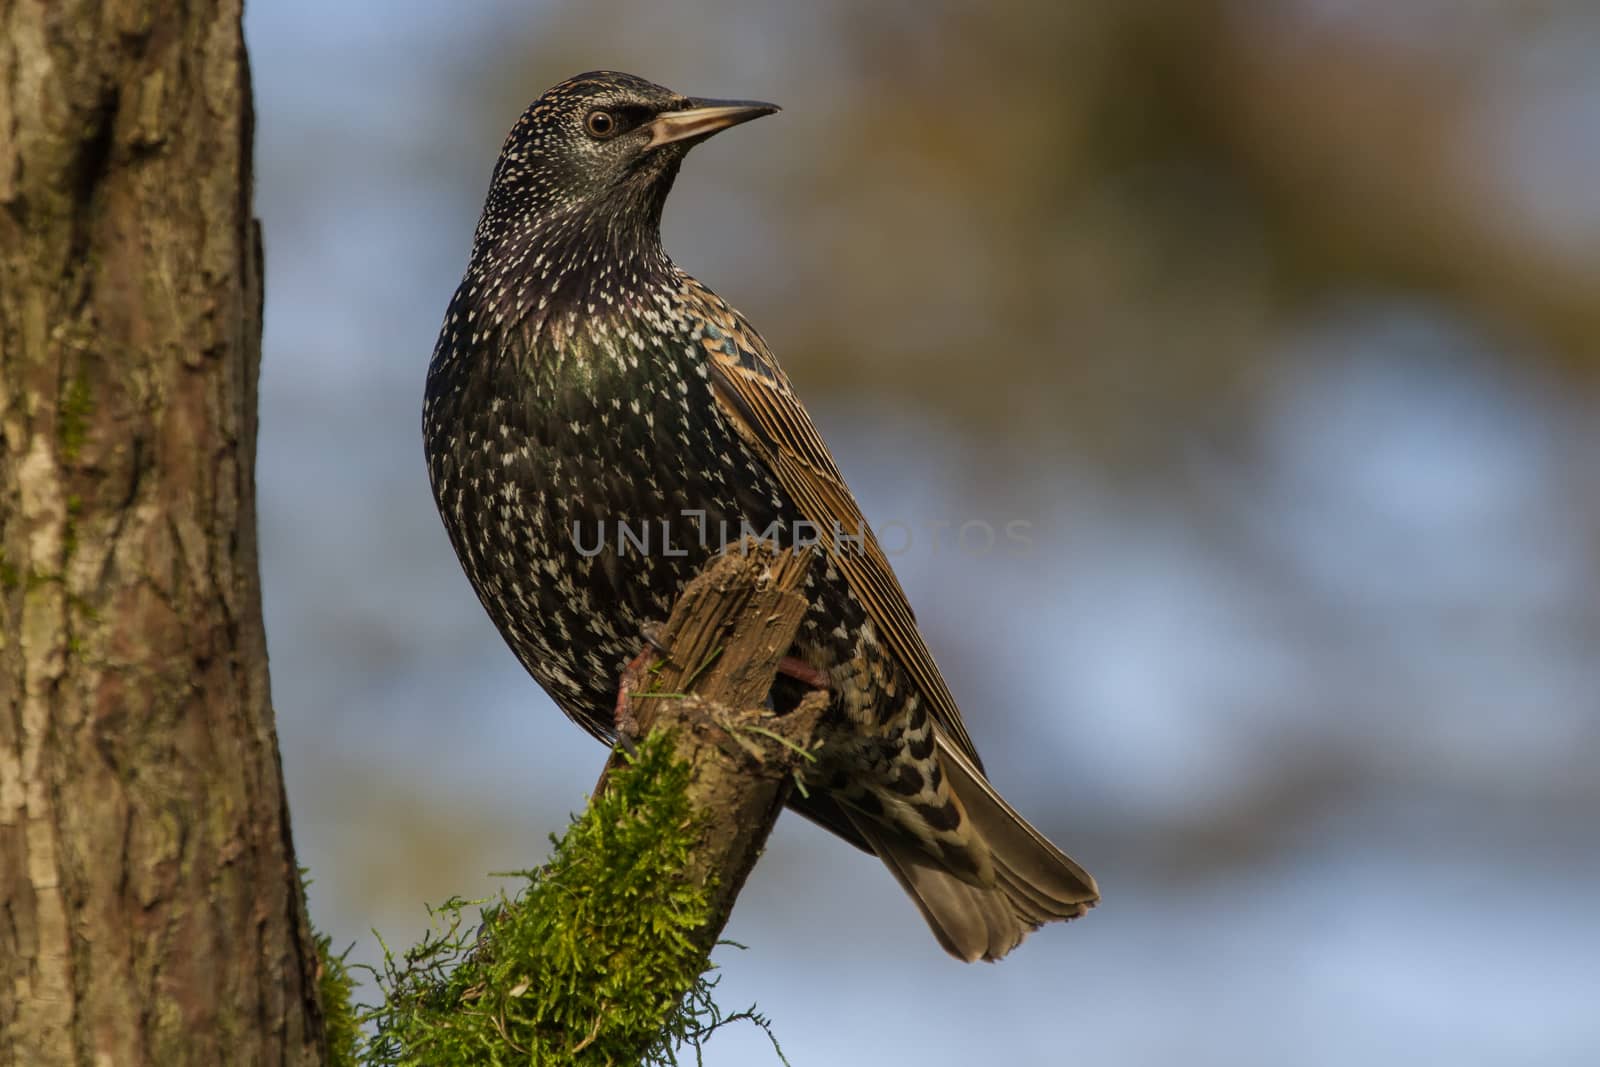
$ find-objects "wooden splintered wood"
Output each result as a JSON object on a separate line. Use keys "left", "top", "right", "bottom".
{"left": 596, "top": 539, "right": 827, "bottom": 956}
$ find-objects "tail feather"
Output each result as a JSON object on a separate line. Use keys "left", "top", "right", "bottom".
{"left": 850, "top": 734, "right": 1099, "bottom": 962}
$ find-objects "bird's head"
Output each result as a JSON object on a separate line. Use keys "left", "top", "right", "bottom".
{"left": 479, "top": 71, "right": 778, "bottom": 237}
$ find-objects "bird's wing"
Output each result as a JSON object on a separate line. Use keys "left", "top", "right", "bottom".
{"left": 686, "top": 285, "right": 983, "bottom": 767}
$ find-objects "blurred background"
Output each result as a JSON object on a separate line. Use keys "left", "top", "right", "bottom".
{"left": 247, "top": 2, "right": 1600, "bottom": 1063}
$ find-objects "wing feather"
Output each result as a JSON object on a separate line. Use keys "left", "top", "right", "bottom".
{"left": 695, "top": 303, "right": 983, "bottom": 766}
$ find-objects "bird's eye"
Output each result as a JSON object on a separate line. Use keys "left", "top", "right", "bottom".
{"left": 585, "top": 110, "right": 617, "bottom": 138}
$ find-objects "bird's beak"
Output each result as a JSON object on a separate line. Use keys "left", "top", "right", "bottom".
{"left": 644, "top": 98, "right": 780, "bottom": 150}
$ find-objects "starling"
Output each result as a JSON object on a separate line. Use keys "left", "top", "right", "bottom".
{"left": 422, "top": 71, "right": 1098, "bottom": 961}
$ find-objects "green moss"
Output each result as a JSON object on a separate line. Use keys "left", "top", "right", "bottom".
{"left": 320, "top": 932, "right": 364, "bottom": 1066}
{"left": 0, "top": 548, "right": 18, "bottom": 591}
{"left": 304, "top": 868, "right": 364, "bottom": 1066}
{"left": 60, "top": 495, "right": 84, "bottom": 562}
{"left": 58, "top": 369, "right": 94, "bottom": 460}
{"left": 62, "top": 593, "right": 98, "bottom": 662}
{"left": 66, "top": 592, "right": 99, "bottom": 623}
{"left": 360, "top": 730, "right": 786, "bottom": 1066}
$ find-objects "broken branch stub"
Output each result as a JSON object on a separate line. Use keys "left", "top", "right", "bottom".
{"left": 595, "top": 539, "right": 828, "bottom": 954}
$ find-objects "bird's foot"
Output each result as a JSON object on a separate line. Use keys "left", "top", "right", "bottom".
{"left": 638, "top": 622, "right": 667, "bottom": 656}
{"left": 613, "top": 626, "right": 669, "bottom": 753}
{"left": 776, "top": 655, "right": 830, "bottom": 692}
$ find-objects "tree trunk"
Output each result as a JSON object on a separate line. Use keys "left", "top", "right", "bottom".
{"left": 0, "top": 3, "right": 324, "bottom": 1064}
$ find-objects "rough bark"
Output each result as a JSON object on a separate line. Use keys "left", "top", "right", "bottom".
{"left": 601, "top": 541, "right": 828, "bottom": 960}
{"left": 0, "top": 3, "right": 324, "bottom": 1065}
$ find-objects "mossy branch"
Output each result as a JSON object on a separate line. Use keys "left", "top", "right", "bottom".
{"left": 356, "top": 540, "right": 824, "bottom": 1064}
{"left": 597, "top": 540, "right": 828, "bottom": 959}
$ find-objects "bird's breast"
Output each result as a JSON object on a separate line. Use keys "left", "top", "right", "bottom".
{"left": 423, "top": 308, "right": 800, "bottom": 729}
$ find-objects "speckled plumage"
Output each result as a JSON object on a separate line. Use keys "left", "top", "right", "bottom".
{"left": 423, "top": 71, "right": 1097, "bottom": 961}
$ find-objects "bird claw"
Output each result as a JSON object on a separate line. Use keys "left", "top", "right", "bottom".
{"left": 777, "top": 655, "right": 830, "bottom": 692}
{"left": 614, "top": 723, "right": 641, "bottom": 758}
{"left": 638, "top": 622, "right": 667, "bottom": 655}
{"left": 613, "top": 636, "right": 662, "bottom": 747}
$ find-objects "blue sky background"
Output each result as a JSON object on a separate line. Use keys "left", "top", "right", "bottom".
{"left": 245, "top": 3, "right": 1600, "bottom": 1063}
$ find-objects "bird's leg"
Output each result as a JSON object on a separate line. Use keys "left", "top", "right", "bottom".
{"left": 613, "top": 624, "right": 668, "bottom": 752}
{"left": 776, "top": 655, "right": 830, "bottom": 692}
